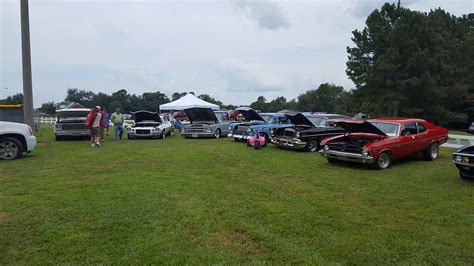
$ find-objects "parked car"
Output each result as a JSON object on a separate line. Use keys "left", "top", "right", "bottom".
{"left": 180, "top": 108, "right": 231, "bottom": 138}
{"left": 452, "top": 145, "right": 474, "bottom": 179}
{"left": 272, "top": 113, "right": 349, "bottom": 152}
{"left": 0, "top": 121, "right": 36, "bottom": 160}
{"left": 54, "top": 107, "right": 91, "bottom": 140}
{"left": 467, "top": 122, "right": 474, "bottom": 134}
{"left": 229, "top": 107, "right": 293, "bottom": 141}
{"left": 126, "top": 110, "right": 172, "bottom": 139}
{"left": 319, "top": 118, "right": 448, "bottom": 169}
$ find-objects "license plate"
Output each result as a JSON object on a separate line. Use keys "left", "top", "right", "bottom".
{"left": 192, "top": 133, "right": 198, "bottom": 138}
{"left": 463, "top": 166, "right": 470, "bottom": 170}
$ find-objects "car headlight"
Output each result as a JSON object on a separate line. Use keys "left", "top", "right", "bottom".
{"left": 206, "top": 128, "right": 211, "bottom": 133}
{"left": 324, "top": 145, "right": 329, "bottom": 151}
{"left": 454, "top": 155, "right": 462, "bottom": 163}
{"left": 362, "top": 149, "right": 370, "bottom": 157}
{"left": 247, "top": 128, "right": 252, "bottom": 133}
{"left": 55, "top": 124, "right": 61, "bottom": 130}
{"left": 295, "top": 132, "right": 300, "bottom": 138}
{"left": 181, "top": 128, "right": 186, "bottom": 132}
{"left": 228, "top": 126, "right": 232, "bottom": 130}
{"left": 28, "top": 126, "right": 34, "bottom": 136}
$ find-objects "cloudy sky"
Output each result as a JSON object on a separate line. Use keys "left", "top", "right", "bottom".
{"left": 0, "top": 0, "right": 472, "bottom": 107}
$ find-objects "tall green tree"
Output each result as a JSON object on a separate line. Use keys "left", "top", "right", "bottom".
{"left": 296, "top": 83, "right": 353, "bottom": 114}
{"left": 347, "top": 2, "right": 473, "bottom": 126}
{"left": 39, "top": 102, "right": 57, "bottom": 116}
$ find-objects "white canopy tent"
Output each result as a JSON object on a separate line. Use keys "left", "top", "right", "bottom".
{"left": 159, "top": 94, "right": 219, "bottom": 111}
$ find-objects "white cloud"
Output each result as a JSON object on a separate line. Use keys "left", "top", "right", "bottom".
{"left": 232, "top": 0, "right": 290, "bottom": 30}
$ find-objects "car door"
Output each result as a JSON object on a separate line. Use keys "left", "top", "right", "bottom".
{"left": 399, "top": 122, "right": 420, "bottom": 156}
{"left": 414, "top": 122, "right": 431, "bottom": 151}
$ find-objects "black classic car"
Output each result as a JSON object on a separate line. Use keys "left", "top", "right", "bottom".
{"left": 453, "top": 145, "right": 474, "bottom": 179}
{"left": 272, "top": 113, "right": 349, "bottom": 152}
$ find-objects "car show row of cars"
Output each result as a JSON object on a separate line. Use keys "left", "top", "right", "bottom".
{"left": 2, "top": 104, "right": 472, "bottom": 180}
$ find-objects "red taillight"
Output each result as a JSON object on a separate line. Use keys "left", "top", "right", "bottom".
{"left": 28, "top": 126, "right": 34, "bottom": 136}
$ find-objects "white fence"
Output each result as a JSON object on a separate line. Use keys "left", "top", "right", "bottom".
{"left": 442, "top": 134, "right": 474, "bottom": 149}
{"left": 34, "top": 116, "right": 56, "bottom": 125}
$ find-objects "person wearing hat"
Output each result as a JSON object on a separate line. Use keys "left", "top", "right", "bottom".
{"left": 111, "top": 107, "right": 125, "bottom": 140}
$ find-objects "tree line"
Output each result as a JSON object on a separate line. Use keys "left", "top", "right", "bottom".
{"left": 1, "top": 2, "right": 472, "bottom": 127}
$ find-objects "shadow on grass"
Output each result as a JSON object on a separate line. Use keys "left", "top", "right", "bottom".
{"left": 324, "top": 155, "right": 436, "bottom": 171}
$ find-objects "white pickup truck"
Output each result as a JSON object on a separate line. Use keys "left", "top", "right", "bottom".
{"left": 0, "top": 121, "right": 37, "bottom": 160}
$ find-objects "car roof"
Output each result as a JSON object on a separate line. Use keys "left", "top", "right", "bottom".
{"left": 56, "top": 108, "right": 91, "bottom": 112}
{"left": 311, "top": 113, "right": 349, "bottom": 118}
{"left": 260, "top": 113, "right": 285, "bottom": 117}
{"left": 368, "top": 117, "right": 426, "bottom": 123}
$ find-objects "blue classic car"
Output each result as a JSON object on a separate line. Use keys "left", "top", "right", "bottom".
{"left": 229, "top": 107, "right": 293, "bottom": 141}
{"left": 181, "top": 108, "right": 231, "bottom": 139}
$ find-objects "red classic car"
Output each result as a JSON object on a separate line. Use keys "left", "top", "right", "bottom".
{"left": 319, "top": 118, "right": 448, "bottom": 169}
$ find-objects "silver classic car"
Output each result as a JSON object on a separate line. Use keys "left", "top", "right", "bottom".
{"left": 54, "top": 108, "right": 91, "bottom": 140}
{"left": 126, "top": 110, "right": 172, "bottom": 139}
{"left": 181, "top": 108, "right": 231, "bottom": 138}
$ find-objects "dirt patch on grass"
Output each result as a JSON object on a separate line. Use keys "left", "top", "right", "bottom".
{"left": 0, "top": 212, "right": 8, "bottom": 221}
{"left": 36, "top": 141, "right": 48, "bottom": 147}
{"left": 216, "top": 228, "right": 265, "bottom": 254}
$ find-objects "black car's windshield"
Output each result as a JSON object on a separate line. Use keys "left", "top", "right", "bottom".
{"left": 370, "top": 122, "right": 400, "bottom": 136}
{"left": 308, "top": 116, "right": 325, "bottom": 127}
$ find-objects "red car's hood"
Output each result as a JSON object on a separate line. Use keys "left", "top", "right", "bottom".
{"left": 333, "top": 120, "right": 386, "bottom": 136}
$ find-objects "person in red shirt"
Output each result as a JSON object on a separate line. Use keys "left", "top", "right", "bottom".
{"left": 86, "top": 106, "right": 104, "bottom": 147}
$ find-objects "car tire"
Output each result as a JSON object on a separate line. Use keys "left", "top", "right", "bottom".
{"left": 305, "top": 139, "right": 319, "bottom": 152}
{"left": 423, "top": 142, "right": 439, "bottom": 161}
{"left": 214, "top": 129, "right": 221, "bottom": 139}
{"left": 327, "top": 157, "right": 338, "bottom": 164}
{"left": 247, "top": 141, "right": 251, "bottom": 147}
{"left": 55, "top": 136, "right": 62, "bottom": 141}
{"left": 234, "top": 138, "right": 240, "bottom": 142}
{"left": 374, "top": 151, "right": 392, "bottom": 170}
{"left": 0, "top": 137, "right": 24, "bottom": 160}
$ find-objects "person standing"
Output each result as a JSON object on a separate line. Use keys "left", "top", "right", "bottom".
{"left": 111, "top": 108, "right": 125, "bottom": 140}
{"left": 86, "top": 106, "right": 103, "bottom": 147}
{"left": 102, "top": 109, "right": 110, "bottom": 140}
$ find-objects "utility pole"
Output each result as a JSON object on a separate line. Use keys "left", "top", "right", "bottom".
{"left": 20, "top": 0, "right": 34, "bottom": 127}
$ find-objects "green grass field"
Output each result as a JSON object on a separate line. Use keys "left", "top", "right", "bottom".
{"left": 1, "top": 126, "right": 473, "bottom": 264}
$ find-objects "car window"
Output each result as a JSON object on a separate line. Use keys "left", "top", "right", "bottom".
{"left": 279, "top": 117, "right": 289, "bottom": 124}
{"left": 370, "top": 122, "right": 400, "bottom": 136}
{"left": 417, "top": 123, "right": 427, "bottom": 133}
{"left": 266, "top": 117, "right": 277, "bottom": 124}
{"left": 260, "top": 115, "right": 273, "bottom": 123}
{"left": 403, "top": 123, "right": 418, "bottom": 136}
{"left": 308, "top": 116, "right": 325, "bottom": 127}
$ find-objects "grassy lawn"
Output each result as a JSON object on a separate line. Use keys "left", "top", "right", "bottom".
{"left": 1, "top": 126, "right": 473, "bottom": 264}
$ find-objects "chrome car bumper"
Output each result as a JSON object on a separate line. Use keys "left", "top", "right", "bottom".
{"left": 229, "top": 134, "right": 249, "bottom": 140}
{"left": 271, "top": 137, "right": 306, "bottom": 150}
{"left": 320, "top": 150, "right": 375, "bottom": 164}
{"left": 181, "top": 132, "right": 215, "bottom": 138}
{"left": 127, "top": 132, "right": 162, "bottom": 138}
{"left": 54, "top": 130, "right": 90, "bottom": 137}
